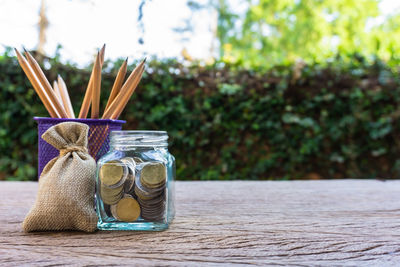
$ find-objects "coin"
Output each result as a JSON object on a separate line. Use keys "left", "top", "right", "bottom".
{"left": 101, "top": 193, "right": 123, "bottom": 205}
{"left": 137, "top": 194, "right": 165, "bottom": 206}
{"left": 140, "top": 204, "right": 165, "bottom": 213}
{"left": 121, "top": 157, "right": 136, "bottom": 192}
{"left": 137, "top": 190, "right": 165, "bottom": 202}
{"left": 101, "top": 185, "right": 123, "bottom": 199}
{"left": 100, "top": 184, "right": 124, "bottom": 205}
{"left": 123, "top": 170, "right": 135, "bottom": 193}
{"left": 131, "top": 161, "right": 167, "bottom": 222}
{"left": 99, "top": 160, "right": 127, "bottom": 188}
{"left": 141, "top": 209, "right": 165, "bottom": 217}
{"left": 139, "top": 199, "right": 165, "bottom": 209}
{"left": 134, "top": 188, "right": 160, "bottom": 200}
{"left": 140, "top": 162, "right": 166, "bottom": 189}
{"left": 141, "top": 180, "right": 165, "bottom": 190}
{"left": 110, "top": 195, "right": 141, "bottom": 222}
{"left": 141, "top": 210, "right": 165, "bottom": 221}
{"left": 141, "top": 207, "right": 165, "bottom": 217}
{"left": 134, "top": 176, "right": 164, "bottom": 200}
{"left": 121, "top": 157, "right": 136, "bottom": 169}
{"left": 136, "top": 189, "right": 166, "bottom": 221}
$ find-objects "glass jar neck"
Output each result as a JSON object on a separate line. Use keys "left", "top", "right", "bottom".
{"left": 110, "top": 131, "right": 168, "bottom": 150}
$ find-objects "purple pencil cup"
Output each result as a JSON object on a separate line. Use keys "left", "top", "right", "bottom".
{"left": 34, "top": 117, "right": 125, "bottom": 179}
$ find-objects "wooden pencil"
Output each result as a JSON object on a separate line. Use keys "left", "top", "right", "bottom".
{"left": 24, "top": 51, "right": 68, "bottom": 118}
{"left": 15, "top": 49, "right": 59, "bottom": 118}
{"left": 102, "top": 60, "right": 144, "bottom": 118}
{"left": 53, "top": 80, "right": 64, "bottom": 108}
{"left": 99, "top": 44, "right": 106, "bottom": 65}
{"left": 78, "top": 78, "right": 93, "bottom": 118}
{"left": 105, "top": 58, "right": 128, "bottom": 111}
{"left": 78, "top": 46, "right": 105, "bottom": 118}
{"left": 91, "top": 53, "right": 102, "bottom": 119}
{"left": 17, "top": 44, "right": 143, "bottom": 120}
{"left": 57, "top": 75, "right": 75, "bottom": 118}
{"left": 78, "top": 54, "right": 97, "bottom": 118}
{"left": 102, "top": 59, "right": 145, "bottom": 119}
{"left": 110, "top": 65, "right": 145, "bottom": 120}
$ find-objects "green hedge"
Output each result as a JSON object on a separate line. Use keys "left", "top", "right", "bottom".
{"left": 1, "top": 49, "right": 400, "bottom": 180}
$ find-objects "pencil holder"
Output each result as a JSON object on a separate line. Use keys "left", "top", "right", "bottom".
{"left": 34, "top": 117, "right": 125, "bottom": 178}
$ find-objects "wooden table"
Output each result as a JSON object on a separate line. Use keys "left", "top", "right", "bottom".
{"left": 1, "top": 180, "right": 399, "bottom": 266}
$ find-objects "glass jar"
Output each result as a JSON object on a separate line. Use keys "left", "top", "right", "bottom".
{"left": 96, "top": 131, "right": 175, "bottom": 231}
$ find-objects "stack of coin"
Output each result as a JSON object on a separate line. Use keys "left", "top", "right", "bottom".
{"left": 99, "top": 160, "right": 127, "bottom": 205}
{"left": 134, "top": 162, "right": 167, "bottom": 221}
{"left": 110, "top": 194, "right": 141, "bottom": 222}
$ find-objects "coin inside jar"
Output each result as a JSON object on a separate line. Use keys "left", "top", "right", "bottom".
{"left": 134, "top": 174, "right": 164, "bottom": 199}
{"left": 100, "top": 184, "right": 123, "bottom": 205}
{"left": 99, "top": 160, "right": 128, "bottom": 188}
{"left": 133, "top": 163, "right": 167, "bottom": 221}
{"left": 120, "top": 157, "right": 135, "bottom": 193}
{"left": 121, "top": 157, "right": 136, "bottom": 169}
{"left": 140, "top": 162, "right": 166, "bottom": 189}
{"left": 110, "top": 194, "right": 141, "bottom": 222}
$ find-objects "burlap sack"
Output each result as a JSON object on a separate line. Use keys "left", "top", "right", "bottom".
{"left": 22, "top": 122, "right": 98, "bottom": 232}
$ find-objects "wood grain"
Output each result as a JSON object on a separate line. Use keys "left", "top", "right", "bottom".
{"left": 1, "top": 180, "right": 399, "bottom": 266}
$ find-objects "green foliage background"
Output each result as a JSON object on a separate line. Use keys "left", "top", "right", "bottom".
{"left": 214, "top": 0, "right": 400, "bottom": 68}
{"left": 1, "top": 48, "right": 400, "bottom": 180}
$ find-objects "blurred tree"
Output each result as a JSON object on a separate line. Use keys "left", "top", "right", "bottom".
{"left": 174, "top": 0, "right": 219, "bottom": 62}
{"left": 137, "top": 0, "right": 152, "bottom": 45}
{"left": 37, "top": 0, "right": 48, "bottom": 57}
{"left": 215, "top": 0, "right": 400, "bottom": 67}
{"left": 370, "top": 13, "right": 400, "bottom": 62}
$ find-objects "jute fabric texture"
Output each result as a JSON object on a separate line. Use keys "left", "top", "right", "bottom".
{"left": 23, "top": 122, "right": 98, "bottom": 232}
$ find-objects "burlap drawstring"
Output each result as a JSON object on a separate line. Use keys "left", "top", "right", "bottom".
{"left": 60, "top": 145, "right": 88, "bottom": 157}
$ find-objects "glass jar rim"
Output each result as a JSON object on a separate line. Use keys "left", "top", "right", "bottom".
{"left": 110, "top": 130, "right": 169, "bottom": 148}
{"left": 111, "top": 130, "right": 167, "bottom": 135}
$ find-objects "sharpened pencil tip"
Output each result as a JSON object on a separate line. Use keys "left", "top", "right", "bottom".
{"left": 14, "top": 48, "right": 22, "bottom": 57}
{"left": 143, "top": 57, "right": 147, "bottom": 63}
